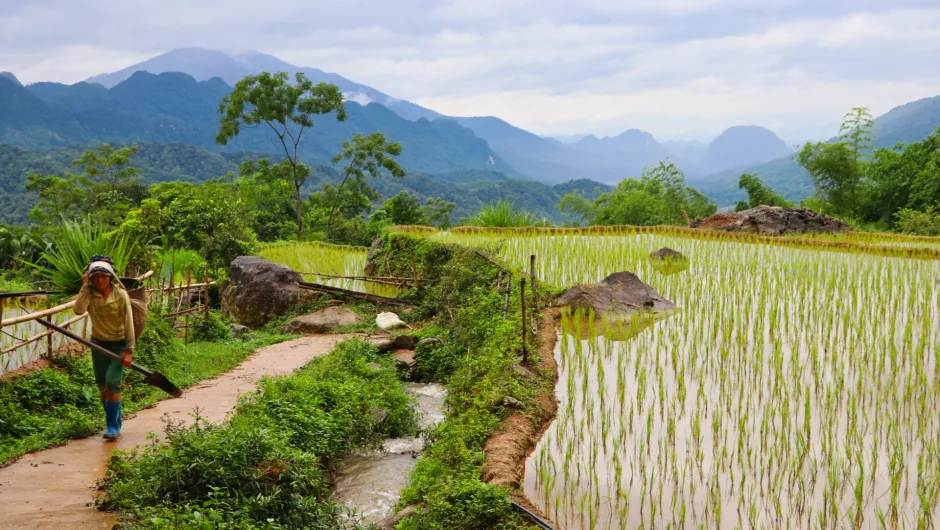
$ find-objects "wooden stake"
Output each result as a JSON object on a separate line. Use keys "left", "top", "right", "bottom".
{"left": 204, "top": 263, "right": 210, "bottom": 324}
{"left": 521, "top": 277, "right": 528, "bottom": 365}
{"left": 184, "top": 271, "right": 191, "bottom": 345}
{"left": 530, "top": 254, "right": 538, "bottom": 313}
{"left": 502, "top": 272, "right": 511, "bottom": 318}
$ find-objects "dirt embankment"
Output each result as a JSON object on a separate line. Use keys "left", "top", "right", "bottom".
{"left": 482, "top": 307, "right": 559, "bottom": 526}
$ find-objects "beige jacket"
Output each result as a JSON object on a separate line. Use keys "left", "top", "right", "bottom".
{"left": 74, "top": 262, "right": 136, "bottom": 351}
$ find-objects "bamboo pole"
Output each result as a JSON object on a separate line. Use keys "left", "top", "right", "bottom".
{"left": 1, "top": 313, "right": 88, "bottom": 354}
{"left": 521, "top": 277, "right": 528, "bottom": 365}
{"left": 1, "top": 301, "right": 77, "bottom": 327}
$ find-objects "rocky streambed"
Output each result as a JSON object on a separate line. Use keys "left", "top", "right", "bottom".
{"left": 331, "top": 382, "right": 447, "bottom": 524}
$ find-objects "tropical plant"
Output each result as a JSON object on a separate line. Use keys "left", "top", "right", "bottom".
{"left": 464, "top": 200, "right": 543, "bottom": 227}
{"left": 27, "top": 217, "right": 138, "bottom": 295}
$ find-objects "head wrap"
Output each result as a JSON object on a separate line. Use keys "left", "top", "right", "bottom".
{"left": 88, "top": 260, "right": 119, "bottom": 283}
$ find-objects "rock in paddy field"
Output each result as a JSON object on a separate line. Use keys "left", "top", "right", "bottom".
{"left": 691, "top": 206, "right": 851, "bottom": 235}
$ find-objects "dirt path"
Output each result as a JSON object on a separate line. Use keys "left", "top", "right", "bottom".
{"left": 0, "top": 335, "right": 349, "bottom": 530}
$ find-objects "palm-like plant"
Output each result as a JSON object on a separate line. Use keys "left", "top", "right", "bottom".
{"left": 26, "top": 218, "right": 138, "bottom": 295}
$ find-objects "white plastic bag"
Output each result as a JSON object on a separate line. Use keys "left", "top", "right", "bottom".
{"left": 376, "top": 312, "right": 407, "bottom": 330}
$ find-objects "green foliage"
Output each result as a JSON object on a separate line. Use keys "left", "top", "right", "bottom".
{"left": 144, "top": 179, "right": 258, "bottom": 271}
{"left": 797, "top": 140, "right": 864, "bottom": 217}
{"left": 464, "top": 200, "right": 544, "bottom": 227}
{"left": 27, "top": 217, "right": 137, "bottom": 294}
{"left": 733, "top": 173, "right": 793, "bottom": 211}
{"left": 563, "top": 161, "right": 716, "bottom": 226}
{"left": 192, "top": 310, "right": 234, "bottom": 342}
{"left": 0, "top": 224, "right": 50, "bottom": 272}
{"left": 894, "top": 206, "right": 940, "bottom": 236}
{"left": 375, "top": 191, "right": 429, "bottom": 226}
{"left": 155, "top": 248, "right": 207, "bottom": 283}
{"left": 862, "top": 128, "right": 940, "bottom": 224}
{"left": 25, "top": 143, "right": 147, "bottom": 227}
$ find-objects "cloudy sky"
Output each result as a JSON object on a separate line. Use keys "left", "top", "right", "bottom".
{"left": 1, "top": 0, "right": 938, "bottom": 143}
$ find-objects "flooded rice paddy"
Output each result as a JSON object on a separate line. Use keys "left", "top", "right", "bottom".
{"left": 441, "top": 232, "right": 939, "bottom": 529}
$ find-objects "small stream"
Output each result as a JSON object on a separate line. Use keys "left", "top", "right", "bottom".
{"left": 331, "top": 382, "right": 446, "bottom": 523}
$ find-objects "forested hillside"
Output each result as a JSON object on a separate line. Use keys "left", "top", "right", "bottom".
{"left": 0, "top": 72, "right": 513, "bottom": 176}
{"left": 0, "top": 143, "right": 608, "bottom": 225}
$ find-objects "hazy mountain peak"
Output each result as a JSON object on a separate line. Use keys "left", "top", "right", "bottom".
{"left": 700, "top": 125, "right": 791, "bottom": 172}
{"left": 0, "top": 72, "right": 21, "bottom": 86}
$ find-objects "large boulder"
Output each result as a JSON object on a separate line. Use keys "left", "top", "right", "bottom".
{"left": 556, "top": 271, "right": 675, "bottom": 319}
{"left": 691, "top": 206, "right": 851, "bottom": 235}
{"left": 220, "top": 256, "right": 316, "bottom": 328}
{"left": 282, "top": 306, "right": 363, "bottom": 334}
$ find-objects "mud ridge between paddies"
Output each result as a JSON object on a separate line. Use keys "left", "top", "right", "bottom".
{"left": 482, "top": 307, "right": 560, "bottom": 528}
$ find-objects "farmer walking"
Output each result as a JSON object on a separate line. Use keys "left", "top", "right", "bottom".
{"left": 74, "top": 256, "right": 135, "bottom": 440}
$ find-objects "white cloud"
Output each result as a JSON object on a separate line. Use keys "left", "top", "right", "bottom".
{"left": 0, "top": 0, "right": 938, "bottom": 140}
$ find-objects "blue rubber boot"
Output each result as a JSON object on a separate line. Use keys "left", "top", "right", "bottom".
{"left": 116, "top": 400, "right": 122, "bottom": 431}
{"left": 103, "top": 401, "right": 120, "bottom": 439}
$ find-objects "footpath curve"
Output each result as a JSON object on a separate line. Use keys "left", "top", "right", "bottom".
{"left": 0, "top": 335, "right": 349, "bottom": 530}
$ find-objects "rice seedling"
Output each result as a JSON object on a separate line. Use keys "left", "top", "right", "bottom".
{"left": 454, "top": 228, "right": 940, "bottom": 528}
{"left": 259, "top": 241, "right": 400, "bottom": 297}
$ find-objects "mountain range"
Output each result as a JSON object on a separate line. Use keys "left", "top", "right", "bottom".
{"left": 2, "top": 47, "right": 939, "bottom": 212}
{"left": 74, "top": 48, "right": 795, "bottom": 181}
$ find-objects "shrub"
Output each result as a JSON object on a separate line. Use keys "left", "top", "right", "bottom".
{"left": 192, "top": 310, "right": 233, "bottom": 342}
{"left": 894, "top": 206, "right": 940, "bottom": 236}
{"left": 98, "top": 418, "right": 350, "bottom": 529}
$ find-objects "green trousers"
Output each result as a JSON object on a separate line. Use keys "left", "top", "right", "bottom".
{"left": 91, "top": 338, "right": 126, "bottom": 394}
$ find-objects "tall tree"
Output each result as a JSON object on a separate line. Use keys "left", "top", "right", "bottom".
{"left": 216, "top": 72, "right": 346, "bottom": 240}
{"left": 327, "top": 132, "right": 406, "bottom": 241}
{"left": 797, "top": 108, "right": 876, "bottom": 218}
{"left": 839, "top": 107, "right": 876, "bottom": 161}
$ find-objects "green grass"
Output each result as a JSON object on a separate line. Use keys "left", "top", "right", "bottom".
{"left": 0, "top": 314, "right": 290, "bottom": 465}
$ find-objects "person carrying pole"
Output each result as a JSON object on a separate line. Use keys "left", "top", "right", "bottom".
{"left": 74, "top": 255, "right": 135, "bottom": 440}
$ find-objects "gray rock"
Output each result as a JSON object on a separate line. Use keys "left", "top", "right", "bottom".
{"left": 418, "top": 337, "right": 443, "bottom": 346}
{"left": 229, "top": 324, "right": 250, "bottom": 338}
{"left": 691, "top": 206, "right": 851, "bottom": 235}
{"left": 650, "top": 247, "right": 687, "bottom": 262}
{"left": 556, "top": 271, "right": 675, "bottom": 319}
{"left": 220, "top": 257, "right": 318, "bottom": 328}
{"left": 501, "top": 396, "right": 524, "bottom": 409}
{"left": 282, "top": 306, "right": 363, "bottom": 334}
{"left": 369, "top": 406, "right": 390, "bottom": 425}
{"left": 366, "top": 362, "right": 383, "bottom": 371}
{"left": 375, "top": 339, "right": 396, "bottom": 353}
